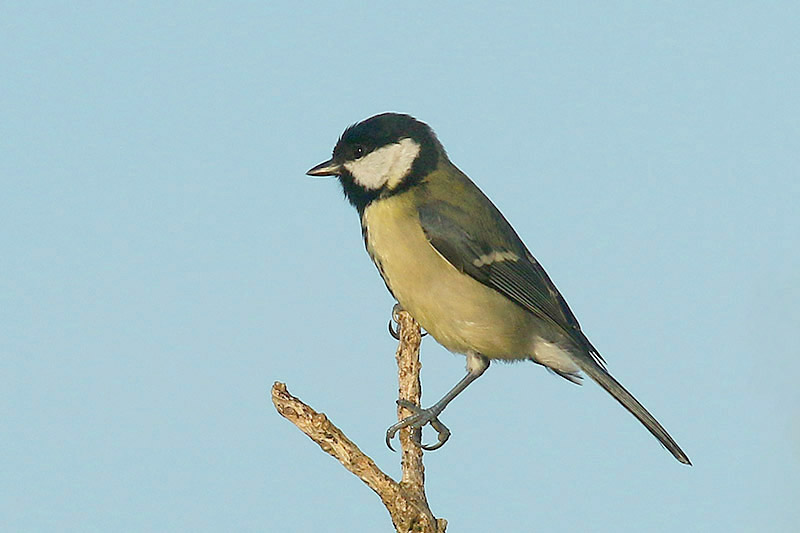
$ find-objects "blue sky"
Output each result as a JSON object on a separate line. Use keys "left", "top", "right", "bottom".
{"left": 2, "top": 2, "right": 798, "bottom": 531}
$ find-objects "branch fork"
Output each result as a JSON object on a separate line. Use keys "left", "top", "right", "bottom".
{"left": 272, "top": 310, "right": 446, "bottom": 532}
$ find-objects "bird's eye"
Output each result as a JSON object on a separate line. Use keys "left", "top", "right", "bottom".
{"left": 353, "top": 146, "right": 365, "bottom": 159}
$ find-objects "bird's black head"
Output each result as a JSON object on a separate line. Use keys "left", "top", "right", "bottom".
{"left": 307, "top": 113, "right": 442, "bottom": 213}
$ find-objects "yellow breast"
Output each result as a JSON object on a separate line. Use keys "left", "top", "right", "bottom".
{"left": 362, "top": 194, "right": 534, "bottom": 360}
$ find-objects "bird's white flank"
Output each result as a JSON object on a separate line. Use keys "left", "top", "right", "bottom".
{"left": 532, "top": 337, "right": 580, "bottom": 375}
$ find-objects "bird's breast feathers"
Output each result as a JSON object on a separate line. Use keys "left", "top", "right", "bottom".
{"left": 361, "top": 193, "right": 539, "bottom": 360}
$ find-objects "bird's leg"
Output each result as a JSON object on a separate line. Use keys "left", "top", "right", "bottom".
{"left": 386, "top": 353, "right": 489, "bottom": 451}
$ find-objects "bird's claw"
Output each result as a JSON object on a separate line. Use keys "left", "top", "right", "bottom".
{"left": 388, "top": 319, "right": 401, "bottom": 340}
{"left": 388, "top": 303, "right": 404, "bottom": 339}
{"left": 385, "top": 399, "right": 451, "bottom": 451}
{"left": 388, "top": 304, "right": 427, "bottom": 340}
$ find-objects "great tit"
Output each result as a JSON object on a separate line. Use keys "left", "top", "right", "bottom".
{"left": 307, "top": 112, "right": 690, "bottom": 465}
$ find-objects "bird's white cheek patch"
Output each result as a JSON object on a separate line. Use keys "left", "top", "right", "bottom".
{"left": 344, "top": 138, "right": 421, "bottom": 190}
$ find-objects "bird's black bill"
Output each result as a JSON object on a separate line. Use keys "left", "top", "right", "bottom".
{"left": 306, "top": 158, "right": 341, "bottom": 177}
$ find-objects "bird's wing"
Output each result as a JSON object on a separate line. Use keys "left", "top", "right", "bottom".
{"left": 418, "top": 196, "right": 695, "bottom": 464}
{"left": 417, "top": 199, "right": 602, "bottom": 363}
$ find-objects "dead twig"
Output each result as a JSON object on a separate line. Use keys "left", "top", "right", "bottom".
{"left": 272, "top": 310, "right": 446, "bottom": 532}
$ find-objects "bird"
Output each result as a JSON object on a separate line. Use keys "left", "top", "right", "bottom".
{"left": 307, "top": 112, "right": 691, "bottom": 465}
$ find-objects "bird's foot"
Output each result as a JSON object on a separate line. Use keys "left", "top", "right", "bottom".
{"left": 388, "top": 304, "right": 427, "bottom": 340}
{"left": 385, "top": 400, "right": 451, "bottom": 451}
{"left": 388, "top": 318, "right": 401, "bottom": 340}
{"left": 388, "top": 304, "right": 404, "bottom": 339}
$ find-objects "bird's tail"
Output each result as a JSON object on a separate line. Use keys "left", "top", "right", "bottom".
{"left": 571, "top": 349, "right": 691, "bottom": 465}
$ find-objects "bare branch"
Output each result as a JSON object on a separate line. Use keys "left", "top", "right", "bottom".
{"left": 271, "top": 311, "right": 446, "bottom": 532}
{"left": 271, "top": 382, "right": 402, "bottom": 502}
